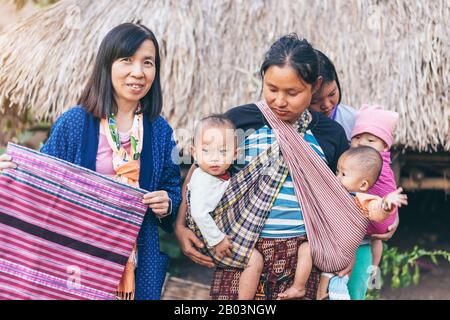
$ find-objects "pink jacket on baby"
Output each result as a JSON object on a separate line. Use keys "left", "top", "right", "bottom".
{"left": 366, "top": 151, "right": 398, "bottom": 235}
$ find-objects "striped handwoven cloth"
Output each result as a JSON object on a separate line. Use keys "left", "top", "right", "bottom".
{"left": 0, "top": 143, "right": 148, "bottom": 300}
{"left": 186, "top": 142, "right": 288, "bottom": 269}
{"left": 257, "top": 101, "right": 369, "bottom": 273}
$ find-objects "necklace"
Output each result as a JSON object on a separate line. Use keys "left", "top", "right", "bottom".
{"left": 293, "top": 110, "right": 311, "bottom": 136}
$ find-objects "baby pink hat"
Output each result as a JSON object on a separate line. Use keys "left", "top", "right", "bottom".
{"left": 351, "top": 104, "right": 399, "bottom": 148}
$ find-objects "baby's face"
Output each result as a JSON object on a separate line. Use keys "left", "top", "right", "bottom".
{"left": 193, "top": 126, "right": 237, "bottom": 176}
{"left": 351, "top": 133, "right": 388, "bottom": 152}
{"left": 336, "top": 155, "right": 367, "bottom": 192}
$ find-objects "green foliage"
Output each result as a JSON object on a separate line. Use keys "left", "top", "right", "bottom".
{"left": 380, "top": 244, "right": 450, "bottom": 289}
{"left": 365, "top": 289, "right": 381, "bottom": 300}
{"left": 367, "top": 243, "right": 450, "bottom": 300}
{"left": 159, "top": 229, "right": 184, "bottom": 276}
{"left": 159, "top": 229, "right": 182, "bottom": 259}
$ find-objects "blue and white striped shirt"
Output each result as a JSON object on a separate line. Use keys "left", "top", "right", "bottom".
{"left": 239, "top": 125, "right": 327, "bottom": 239}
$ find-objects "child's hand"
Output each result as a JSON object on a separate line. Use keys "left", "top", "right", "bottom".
{"left": 213, "top": 236, "right": 233, "bottom": 259}
{"left": 383, "top": 187, "right": 408, "bottom": 211}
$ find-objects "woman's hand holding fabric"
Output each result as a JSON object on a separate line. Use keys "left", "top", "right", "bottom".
{"left": 143, "top": 190, "right": 171, "bottom": 217}
{"left": 0, "top": 154, "right": 17, "bottom": 172}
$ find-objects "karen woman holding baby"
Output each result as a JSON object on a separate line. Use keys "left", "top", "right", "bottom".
{"left": 175, "top": 34, "right": 358, "bottom": 300}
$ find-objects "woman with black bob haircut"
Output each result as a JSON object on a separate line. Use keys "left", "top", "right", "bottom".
{"left": 37, "top": 22, "right": 180, "bottom": 300}
{"left": 175, "top": 34, "right": 350, "bottom": 300}
{"left": 79, "top": 22, "right": 162, "bottom": 121}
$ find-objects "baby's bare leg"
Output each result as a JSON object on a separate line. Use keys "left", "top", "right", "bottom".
{"left": 277, "top": 241, "right": 312, "bottom": 300}
{"left": 371, "top": 239, "right": 383, "bottom": 267}
{"left": 316, "top": 273, "right": 333, "bottom": 300}
{"left": 238, "top": 249, "right": 264, "bottom": 300}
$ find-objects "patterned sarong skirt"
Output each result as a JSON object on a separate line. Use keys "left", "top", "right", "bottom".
{"left": 210, "top": 236, "right": 320, "bottom": 300}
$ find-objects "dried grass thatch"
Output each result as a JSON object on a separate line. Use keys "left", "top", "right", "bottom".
{"left": 0, "top": 0, "right": 448, "bottom": 152}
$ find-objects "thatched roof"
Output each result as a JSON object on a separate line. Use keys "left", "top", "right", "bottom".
{"left": 0, "top": 0, "right": 448, "bottom": 152}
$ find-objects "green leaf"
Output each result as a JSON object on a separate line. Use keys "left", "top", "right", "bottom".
{"left": 392, "top": 266, "right": 400, "bottom": 277}
{"left": 365, "top": 289, "right": 381, "bottom": 300}
{"left": 431, "top": 255, "right": 438, "bottom": 265}
{"left": 412, "top": 264, "right": 420, "bottom": 285}
{"left": 392, "top": 275, "right": 401, "bottom": 288}
{"left": 380, "top": 244, "right": 450, "bottom": 291}
{"left": 401, "top": 265, "right": 411, "bottom": 287}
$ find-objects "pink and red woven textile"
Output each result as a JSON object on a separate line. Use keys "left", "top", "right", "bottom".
{"left": 0, "top": 143, "right": 148, "bottom": 300}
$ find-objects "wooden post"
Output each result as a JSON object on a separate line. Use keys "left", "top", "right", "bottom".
{"left": 401, "top": 177, "right": 450, "bottom": 191}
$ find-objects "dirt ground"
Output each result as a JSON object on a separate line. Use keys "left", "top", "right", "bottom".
{"left": 166, "top": 190, "right": 450, "bottom": 300}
